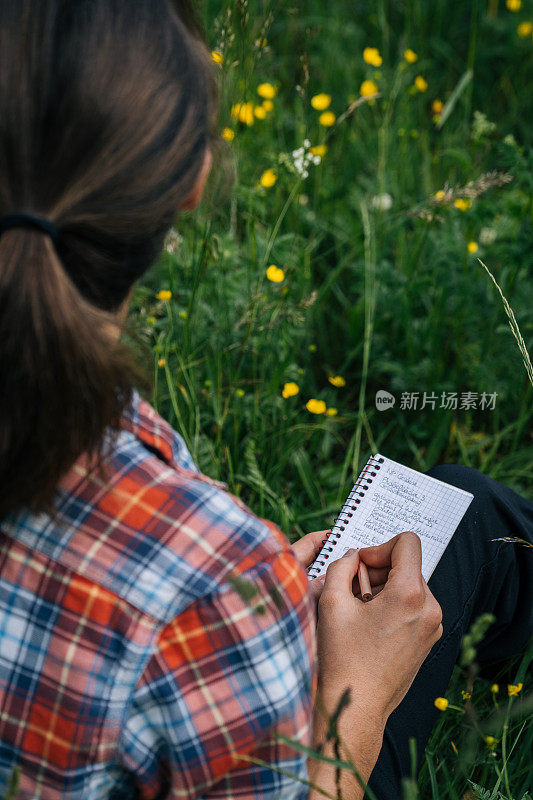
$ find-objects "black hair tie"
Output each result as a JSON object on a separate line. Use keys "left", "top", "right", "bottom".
{"left": 0, "top": 212, "right": 58, "bottom": 243}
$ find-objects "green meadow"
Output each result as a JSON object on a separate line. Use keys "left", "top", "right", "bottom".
{"left": 126, "top": 1, "right": 533, "bottom": 797}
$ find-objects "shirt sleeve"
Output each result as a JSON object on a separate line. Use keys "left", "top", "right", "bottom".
{"left": 117, "top": 546, "right": 317, "bottom": 800}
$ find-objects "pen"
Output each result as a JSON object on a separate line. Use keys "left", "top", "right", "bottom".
{"left": 358, "top": 560, "right": 373, "bottom": 602}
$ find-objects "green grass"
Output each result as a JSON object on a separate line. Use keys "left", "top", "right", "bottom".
{"left": 418, "top": 653, "right": 533, "bottom": 800}
{"left": 126, "top": 0, "right": 532, "bottom": 796}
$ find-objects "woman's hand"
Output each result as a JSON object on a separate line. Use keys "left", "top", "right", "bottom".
{"left": 308, "top": 532, "right": 443, "bottom": 800}
{"left": 316, "top": 531, "right": 443, "bottom": 724}
{"left": 290, "top": 530, "right": 329, "bottom": 602}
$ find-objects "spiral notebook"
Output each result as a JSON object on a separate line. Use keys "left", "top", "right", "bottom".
{"left": 308, "top": 454, "right": 474, "bottom": 581}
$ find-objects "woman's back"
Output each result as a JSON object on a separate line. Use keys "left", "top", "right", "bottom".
{"left": 0, "top": 389, "right": 316, "bottom": 796}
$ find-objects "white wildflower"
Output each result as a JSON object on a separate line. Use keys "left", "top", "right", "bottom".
{"left": 165, "top": 228, "right": 183, "bottom": 254}
{"left": 288, "top": 140, "right": 322, "bottom": 179}
{"left": 479, "top": 227, "right": 497, "bottom": 246}
{"left": 372, "top": 193, "right": 393, "bottom": 211}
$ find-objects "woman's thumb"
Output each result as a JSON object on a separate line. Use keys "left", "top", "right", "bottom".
{"left": 322, "top": 548, "right": 360, "bottom": 592}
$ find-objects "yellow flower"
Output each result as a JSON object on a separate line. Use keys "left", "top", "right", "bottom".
{"left": 282, "top": 382, "right": 300, "bottom": 399}
{"left": 454, "top": 198, "right": 471, "bottom": 212}
{"left": 262, "top": 99, "right": 274, "bottom": 112}
{"left": 363, "top": 47, "right": 383, "bottom": 67}
{"left": 461, "top": 690, "right": 472, "bottom": 701}
{"left": 434, "top": 190, "right": 446, "bottom": 201}
{"left": 257, "top": 82, "right": 276, "bottom": 99}
{"left": 236, "top": 388, "right": 245, "bottom": 397}
{"left": 310, "top": 144, "right": 328, "bottom": 157}
{"left": 178, "top": 310, "right": 187, "bottom": 320}
{"left": 211, "top": 50, "right": 223, "bottom": 64}
{"left": 306, "top": 399, "right": 327, "bottom": 414}
{"left": 147, "top": 316, "right": 156, "bottom": 325}
{"left": 156, "top": 290, "right": 172, "bottom": 301}
{"left": 260, "top": 169, "right": 277, "bottom": 188}
{"left": 434, "top": 697, "right": 449, "bottom": 711}
{"left": 491, "top": 683, "right": 499, "bottom": 694}
{"left": 484, "top": 736, "right": 498, "bottom": 749}
{"left": 432, "top": 99, "right": 444, "bottom": 114}
{"left": 311, "top": 93, "right": 332, "bottom": 110}
{"left": 507, "top": 682, "right": 523, "bottom": 696}
{"left": 414, "top": 76, "right": 428, "bottom": 92}
{"left": 254, "top": 105, "right": 267, "bottom": 119}
{"left": 518, "top": 21, "right": 533, "bottom": 36}
{"left": 507, "top": 0, "right": 521, "bottom": 10}
{"left": 266, "top": 264, "right": 285, "bottom": 283}
{"left": 231, "top": 102, "right": 255, "bottom": 126}
{"left": 158, "top": 358, "right": 166, "bottom": 368}
{"left": 325, "top": 407, "right": 338, "bottom": 416}
{"left": 221, "top": 127, "right": 235, "bottom": 141}
{"left": 328, "top": 375, "right": 346, "bottom": 387}
{"left": 319, "top": 111, "right": 336, "bottom": 127}
{"left": 467, "top": 241, "right": 479, "bottom": 254}
{"left": 360, "top": 79, "right": 379, "bottom": 97}
{"left": 404, "top": 48, "right": 418, "bottom": 63}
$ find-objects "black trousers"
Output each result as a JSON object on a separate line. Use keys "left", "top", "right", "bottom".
{"left": 366, "top": 464, "right": 533, "bottom": 800}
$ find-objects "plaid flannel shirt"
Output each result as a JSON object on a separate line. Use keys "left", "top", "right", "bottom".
{"left": 0, "top": 388, "right": 317, "bottom": 799}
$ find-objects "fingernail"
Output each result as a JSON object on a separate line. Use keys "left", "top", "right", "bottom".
{"left": 343, "top": 548, "right": 358, "bottom": 558}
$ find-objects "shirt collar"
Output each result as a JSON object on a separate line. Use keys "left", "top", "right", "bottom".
{"left": 119, "top": 387, "right": 176, "bottom": 466}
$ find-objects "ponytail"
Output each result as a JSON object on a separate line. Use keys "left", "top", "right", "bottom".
{"left": 0, "top": 228, "right": 148, "bottom": 520}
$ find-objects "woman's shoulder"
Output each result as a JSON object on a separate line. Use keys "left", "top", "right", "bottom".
{"left": 39, "top": 388, "right": 299, "bottom": 625}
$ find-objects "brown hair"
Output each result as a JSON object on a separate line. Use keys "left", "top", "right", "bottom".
{"left": 0, "top": 0, "right": 218, "bottom": 519}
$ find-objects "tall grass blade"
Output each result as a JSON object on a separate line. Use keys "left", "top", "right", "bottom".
{"left": 436, "top": 69, "right": 473, "bottom": 130}
{"left": 478, "top": 259, "right": 533, "bottom": 388}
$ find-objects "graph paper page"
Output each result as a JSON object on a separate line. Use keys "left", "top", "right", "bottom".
{"left": 310, "top": 454, "right": 474, "bottom": 581}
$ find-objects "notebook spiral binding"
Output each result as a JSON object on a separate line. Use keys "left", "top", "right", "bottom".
{"left": 307, "top": 455, "right": 385, "bottom": 579}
